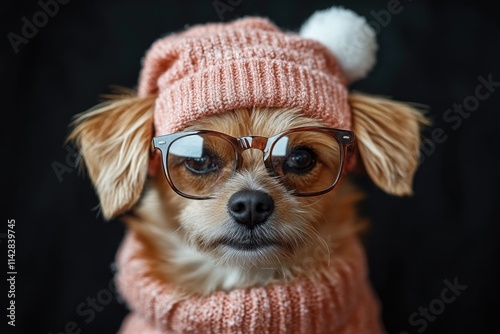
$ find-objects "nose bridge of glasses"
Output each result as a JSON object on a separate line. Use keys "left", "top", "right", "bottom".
{"left": 237, "top": 136, "right": 269, "bottom": 153}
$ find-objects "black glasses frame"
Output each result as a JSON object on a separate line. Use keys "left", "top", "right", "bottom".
{"left": 152, "top": 126, "right": 355, "bottom": 199}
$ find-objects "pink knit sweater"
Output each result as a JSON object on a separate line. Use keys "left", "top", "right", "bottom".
{"left": 115, "top": 231, "right": 385, "bottom": 333}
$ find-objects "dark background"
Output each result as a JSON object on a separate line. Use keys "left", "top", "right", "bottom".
{"left": 3, "top": 0, "right": 500, "bottom": 333}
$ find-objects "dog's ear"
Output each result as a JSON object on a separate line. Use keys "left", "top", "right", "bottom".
{"left": 67, "top": 90, "right": 156, "bottom": 219}
{"left": 349, "top": 92, "right": 429, "bottom": 196}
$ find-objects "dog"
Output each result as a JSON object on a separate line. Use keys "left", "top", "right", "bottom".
{"left": 67, "top": 7, "right": 427, "bottom": 334}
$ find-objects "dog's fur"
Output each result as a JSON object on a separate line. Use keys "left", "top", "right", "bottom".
{"left": 68, "top": 89, "right": 427, "bottom": 296}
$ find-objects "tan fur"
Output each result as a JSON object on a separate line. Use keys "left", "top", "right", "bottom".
{"left": 67, "top": 90, "right": 156, "bottom": 219}
{"left": 68, "top": 91, "right": 426, "bottom": 296}
{"left": 350, "top": 92, "right": 429, "bottom": 195}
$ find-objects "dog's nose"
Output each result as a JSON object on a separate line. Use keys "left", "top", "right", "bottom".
{"left": 227, "top": 190, "right": 274, "bottom": 228}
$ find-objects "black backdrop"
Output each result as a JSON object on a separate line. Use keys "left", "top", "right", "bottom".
{"left": 3, "top": 0, "right": 500, "bottom": 333}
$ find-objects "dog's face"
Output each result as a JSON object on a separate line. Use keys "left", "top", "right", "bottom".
{"left": 68, "top": 92, "right": 426, "bottom": 294}
{"left": 147, "top": 108, "right": 350, "bottom": 268}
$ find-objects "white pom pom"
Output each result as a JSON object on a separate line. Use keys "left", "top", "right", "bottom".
{"left": 299, "top": 6, "right": 378, "bottom": 84}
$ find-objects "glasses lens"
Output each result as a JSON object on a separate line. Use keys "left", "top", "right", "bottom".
{"left": 270, "top": 130, "right": 342, "bottom": 195}
{"left": 166, "top": 133, "right": 237, "bottom": 197}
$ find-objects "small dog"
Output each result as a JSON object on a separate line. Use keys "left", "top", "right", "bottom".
{"left": 68, "top": 7, "right": 427, "bottom": 334}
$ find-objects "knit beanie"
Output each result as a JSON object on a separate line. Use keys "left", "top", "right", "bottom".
{"left": 137, "top": 6, "right": 378, "bottom": 135}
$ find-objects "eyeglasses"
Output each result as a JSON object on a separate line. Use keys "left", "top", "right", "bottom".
{"left": 152, "top": 127, "right": 355, "bottom": 199}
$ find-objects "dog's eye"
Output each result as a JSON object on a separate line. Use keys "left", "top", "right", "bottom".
{"left": 283, "top": 147, "right": 316, "bottom": 174}
{"left": 184, "top": 151, "right": 218, "bottom": 175}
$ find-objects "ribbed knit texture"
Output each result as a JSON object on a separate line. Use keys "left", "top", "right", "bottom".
{"left": 137, "top": 17, "right": 351, "bottom": 135}
{"left": 115, "top": 231, "right": 385, "bottom": 334}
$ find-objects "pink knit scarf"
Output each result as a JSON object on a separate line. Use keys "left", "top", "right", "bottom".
{"left": 115, "top": 231, "right": 385, "bottom": 333}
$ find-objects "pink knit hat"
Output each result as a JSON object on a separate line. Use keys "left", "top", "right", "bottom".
{"left": 137, "top": 8, "right": 378, "bottom": 135}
